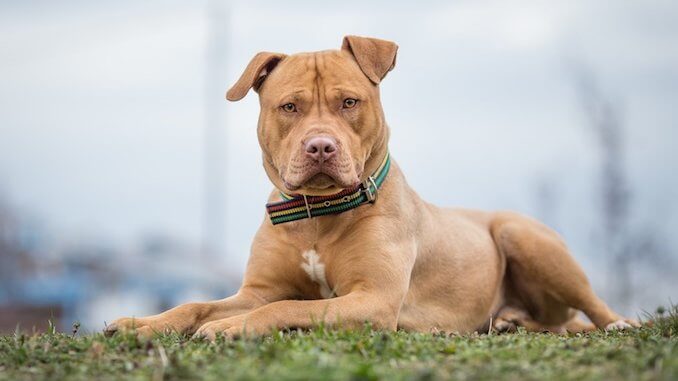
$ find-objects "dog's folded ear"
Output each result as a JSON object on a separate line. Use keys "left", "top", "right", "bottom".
{"left": 341, "top": 35, "right": 398, "bottom": 84}
{"left": 226, "top": 52, "right": 287, "bottom": 101}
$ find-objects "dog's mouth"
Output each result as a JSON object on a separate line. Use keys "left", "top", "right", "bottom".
{"left": 283, "top": 167, "right": 360, "bottom": 194}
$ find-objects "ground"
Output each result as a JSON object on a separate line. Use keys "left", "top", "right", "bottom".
{"left": 0, "top": 309, "right": 676, "bottom": 381}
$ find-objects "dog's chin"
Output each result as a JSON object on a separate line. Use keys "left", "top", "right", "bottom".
{"left": 305, "top": 173, "right": 338, "bottom": 188}
{"left": 285, "top": 173, "right": 357, "bottom": 196}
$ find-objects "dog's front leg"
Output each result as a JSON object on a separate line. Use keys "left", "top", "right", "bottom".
{"left": 193, "top": 290, "right": 403, "bottom": 341}
{"left": 104, "top": 287, "right": 270, "bottom": 338}
{"left": 193, "top": 234, "right": 417, "bottom": 340}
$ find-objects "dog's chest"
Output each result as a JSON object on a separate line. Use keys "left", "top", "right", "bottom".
{"left": 300, "top": 249, "right": 335, "bottom": 299}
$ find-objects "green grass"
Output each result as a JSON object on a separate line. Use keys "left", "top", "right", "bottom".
{"left": 1, "top": 309, "right": 676, "bottom": 381}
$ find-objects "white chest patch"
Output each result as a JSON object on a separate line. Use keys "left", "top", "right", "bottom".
{"left": 300, "top": 250, "right": 335, "bottom": 298}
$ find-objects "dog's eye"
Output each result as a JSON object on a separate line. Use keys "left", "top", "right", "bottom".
{"left": 281, "top": 103, "right": 296, "bottom": 113}
{"left": 342, "top": 98, "right": 358, "bottom": 109}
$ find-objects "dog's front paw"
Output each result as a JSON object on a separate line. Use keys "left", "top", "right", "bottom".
{"left": 104, "top": 317, "right": 172, "bottom": 339}
{"left": 192, "top": 316, "right": 250, "bottom": 342}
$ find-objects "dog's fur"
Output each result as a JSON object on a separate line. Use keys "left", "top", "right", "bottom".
{"left": 105, "top": 36, "right": 637, "bottom": 340}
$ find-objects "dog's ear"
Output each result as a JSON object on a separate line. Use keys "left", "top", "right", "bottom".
{"left": 226, "top": 52, "right": 287, "bottom": 101}
{"left": 341, "top": 35, "right": 398, "bottom": 84}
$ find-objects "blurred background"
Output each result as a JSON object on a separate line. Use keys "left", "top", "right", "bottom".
{"left": 1, "top": 0, "right": 676, "bottom": 333}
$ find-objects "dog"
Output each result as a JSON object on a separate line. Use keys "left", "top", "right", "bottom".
{"left": 105, "top": 36, "right": 638, "bottom": 340}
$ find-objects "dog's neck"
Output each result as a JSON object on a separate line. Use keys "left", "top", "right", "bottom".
{"left": 266, "top": 151, "right": 391, "bottom": 225}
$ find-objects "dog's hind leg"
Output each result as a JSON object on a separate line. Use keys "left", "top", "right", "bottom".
{"left": 490, "top": 212, "right": 640, "bottom": 331}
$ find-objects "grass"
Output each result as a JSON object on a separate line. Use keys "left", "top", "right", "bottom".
{"left": 0, "top": 308, "right": 676, "bottom": 381}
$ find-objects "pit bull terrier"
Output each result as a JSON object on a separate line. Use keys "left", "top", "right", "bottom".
{"left": 105, "top": 36, "right": 638, "bottom": 340}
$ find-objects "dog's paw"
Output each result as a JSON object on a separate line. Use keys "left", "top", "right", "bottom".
{"left": 193, "top": 321, "right": 233, "bottom": 342}
{"left": 192, "top": 321, "right": 242, "bottom": 342}
{"left": 492, "top": 318, "right": 517, "bottom": 333}
{"left": 104, "top": 317, "right": 137, "bottom": 337}
{"left": 192, "top": 316, "right": 252, "bottom": 342}
{"left": 104, "top": 317, "right": 168, "bottom": 339}
{"left": 605, "top": 319, "right": 640, "bottom": 331}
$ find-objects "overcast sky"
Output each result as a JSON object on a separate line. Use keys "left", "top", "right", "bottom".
{"left": 1, "top": 0, "right": 676, "bottom": 312}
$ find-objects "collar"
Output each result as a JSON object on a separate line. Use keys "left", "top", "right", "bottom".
{"left": 266, "top": 152, "right": 391, "bottom": 225}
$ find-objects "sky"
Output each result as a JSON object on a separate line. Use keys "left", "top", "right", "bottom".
{"left": 0, "top": 0, "right": 677, "bottom": 314}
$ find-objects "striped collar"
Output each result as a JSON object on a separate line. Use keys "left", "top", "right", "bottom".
{"left": 266, "top": 152, "right": 391, "bottom": 225}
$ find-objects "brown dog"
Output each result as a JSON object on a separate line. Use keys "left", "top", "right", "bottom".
{"left": 105, "top": 36, "right": 638, "bottom": 340}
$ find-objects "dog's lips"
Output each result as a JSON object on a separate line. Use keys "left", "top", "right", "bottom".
{"left": 283, "top": 180, "right": 301, "bottom": 191}
{"left": 283, "top": 167, "right": 358, "bottom": 193}
{"left": 284, "top": 171, "right": 339, "bottom": 191}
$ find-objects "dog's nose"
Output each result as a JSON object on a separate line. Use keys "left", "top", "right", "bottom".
{"left": 305, "top": 136, "right": 337, "bottom": 161}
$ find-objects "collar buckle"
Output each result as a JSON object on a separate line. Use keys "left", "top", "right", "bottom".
{"left": 302, "top": 194, "right": 312, "bottom": 218}
{"left": 362, "top": 176, "right": 378, "bottom": 203}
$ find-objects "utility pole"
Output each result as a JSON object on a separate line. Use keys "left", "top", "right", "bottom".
{"left": 574, "top": 67, "right": 632, "bottom": 307}
{"left": 202, "top": 0, "right": 229, "bottom": 260}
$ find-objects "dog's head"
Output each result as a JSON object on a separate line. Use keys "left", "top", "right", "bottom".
{"left": 227, "top": 36, "right": 397, "bottom": 196}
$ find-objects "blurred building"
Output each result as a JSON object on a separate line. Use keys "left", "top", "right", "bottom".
{"left": 0, "top": 198, "right": 239, "bottom": 333}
